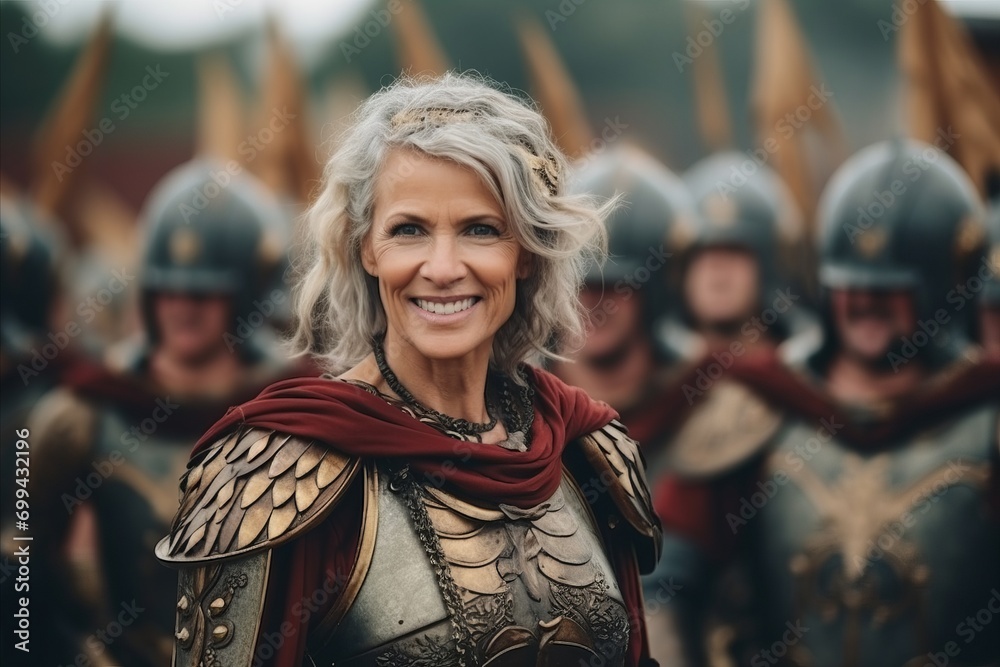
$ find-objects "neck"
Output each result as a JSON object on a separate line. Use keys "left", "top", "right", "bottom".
{"left": 149, "top": 346, "right": 244, "bottom": 397}
{"left": 381, "top": 331, "right": 492, "bottom": 424}
{"left": 826, "top": 351, "right": 925, "bottom": 404}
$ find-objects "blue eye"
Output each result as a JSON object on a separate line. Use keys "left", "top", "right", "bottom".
{"left": 468, "top": 223, "right": 500, "bottom": 237}
{"left": 390, "top": 223, "right": 422, "bottom": 236}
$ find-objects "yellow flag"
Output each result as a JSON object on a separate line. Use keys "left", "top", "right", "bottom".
{"left": 31, "top": 11, "right": 115, "bottom": 231}
{"left": 899, "top": 0, "right": 1000, "bottom": 197}
{"left": 751, "top": 0, "right": 845, "bottom": 228}
{"left": 393, "top": 0, "right": 449, "bottom": 77}
{"left": 516, "top": 13, "right": 593, "bottom": 160}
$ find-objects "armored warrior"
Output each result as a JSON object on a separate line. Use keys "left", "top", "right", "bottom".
{"left": 25, "top": 160, "right": 311, "bottom": 667}
{"left": 657, "top": 152, "right": 820, "bottom": 368}
{"left": 550, "top": 145, "right": 696, "bottom": 451}
{"left": 645, "top": 139, "right": 1000, "bottom": 667}
{"left": 0, "top": 196, "right": 77, "bottom": 667}
{"left": 157, "top": 74, "right": 662, "bottom": 667}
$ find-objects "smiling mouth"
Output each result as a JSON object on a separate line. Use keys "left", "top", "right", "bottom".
{"left": 413, "top": 297, "right": 480, "bottom": 315}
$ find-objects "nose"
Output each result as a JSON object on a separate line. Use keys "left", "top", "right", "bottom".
{"left": 419, "top": 235, "right": 468, "bottom": 286}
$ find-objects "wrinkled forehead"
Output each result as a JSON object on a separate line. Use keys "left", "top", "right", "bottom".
{"left": 371, "top": 148, "right": 506, "bottom": 218}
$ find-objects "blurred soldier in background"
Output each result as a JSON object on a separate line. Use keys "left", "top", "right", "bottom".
{"left": 980, "top": 174, "right": 1000, "bottom": 361}
{"left": 645, "top": 139, "right": 999, "bottom": 667}
{"left": 0, "top": 196, "right": 78, "bottom": 667}
{"left": 21, "top": 160, "right": 313, "bottom": 667}
{"left": 0, "top": 196, "right": 64, "bottom": 440}
{"left": 657, "top": 152, "right": 820, "bottom": 366}
{"left": 550, "top": 145, "right": 695, "bottom": 451}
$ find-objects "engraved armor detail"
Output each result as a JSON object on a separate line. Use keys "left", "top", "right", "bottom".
{"left": 172, "top": 551, "right": 271, "bottom": 667}
{"left": 160, "top": 419, "right": 659, "bottom": 667}
{"left": 156, "top": 427, "right": 360, "bottom": 563}
{"left": 312, "top": 467, "right": 630, "bottom": 667}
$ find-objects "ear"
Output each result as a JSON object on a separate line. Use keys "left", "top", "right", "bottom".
{"left": 361, "top": 235, "right": 377, "bottom": 277}
{"left": 516, "top": 251, "right": 534, "bottom": 280}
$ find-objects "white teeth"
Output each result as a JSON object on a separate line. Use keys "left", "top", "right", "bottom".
{"left": 416, "top": 298, "right": 476, "bottom": 315}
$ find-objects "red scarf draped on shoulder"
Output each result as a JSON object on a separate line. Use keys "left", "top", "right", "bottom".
{"left": 194, "top": 366, "right": 616, "bottom": 508}
{"left": 192, "top": 365, "right": 655, "bottom": 666}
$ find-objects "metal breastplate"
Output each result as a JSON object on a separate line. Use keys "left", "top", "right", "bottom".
{"left": 90, "top": 407, "right": 193, "bottom": 666}
{"left": 744, "top": 403, "right": 1000, "bottom": 667}
{"left": 312, "top": 466, "right": 629, "bottom": 667}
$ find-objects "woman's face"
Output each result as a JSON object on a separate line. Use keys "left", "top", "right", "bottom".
{"left": 363, "top": 149, "right": 529, "bottom": 366}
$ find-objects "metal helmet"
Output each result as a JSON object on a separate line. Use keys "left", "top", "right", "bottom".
{"left": 816, "top": 138, "right": 986, "bottom": 350}
{"left": 0, "top": 196, "right": 61, "bottom": 357}
{"left": 682, "top": 151, "right": 806, "bottom": 300}
{"left": 569, "top": 145, "right": 696, "bottom": 332}
{"left": 137, "top": 159, "right": 290, "bottom": 349}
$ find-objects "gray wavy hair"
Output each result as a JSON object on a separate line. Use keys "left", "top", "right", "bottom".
{"left": 289, "top": 73, "right": 610, "bottom": 379}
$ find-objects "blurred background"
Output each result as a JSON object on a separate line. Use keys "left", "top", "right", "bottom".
{"left": 2, "top": 0, "right": 998, "bottom": 350}
{"left": 1, "top": 1, "right": 999, "bottom": 666}
{"left": 2, "top": 0, "right": 997, "bottom": 224}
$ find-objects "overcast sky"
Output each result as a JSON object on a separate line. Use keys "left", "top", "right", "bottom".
{"left": 13, "top": 0, "right": 374, "bottom": 65}
{"left": 14, "top": 0, "right": 1000, "bottom": 55}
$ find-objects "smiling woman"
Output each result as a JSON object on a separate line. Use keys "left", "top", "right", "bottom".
{"left": 358, "top": 150, "right": 530, "bottom": 416}
{"left": 294, "top": 74, "right": 611, "bottom": 383}
{"left": 156, "top": 73, "right": 662, "bottom": 667}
